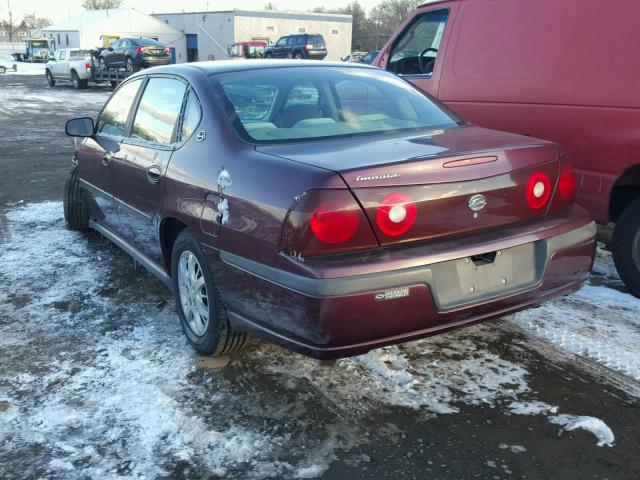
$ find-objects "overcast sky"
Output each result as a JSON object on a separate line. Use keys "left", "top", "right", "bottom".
{"left": 2, "top": 0, "right": 387, "bottom": 24}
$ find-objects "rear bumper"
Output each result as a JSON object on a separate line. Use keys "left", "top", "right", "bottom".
{"left": 135, "top": 56, "right": 171, "bottom": 67}
{"left": 215, "top": 206, "right": 596, "bottom": 359}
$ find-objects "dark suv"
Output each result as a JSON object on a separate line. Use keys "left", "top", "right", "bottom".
{"left": 264, "top": 34, "right": 327, "bottom": 60}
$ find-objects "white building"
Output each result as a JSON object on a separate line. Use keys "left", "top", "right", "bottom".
{"left": 154, "top": 9, "right": 353, "bottom": 62}
{"left": 40, "top": 8, "right": 186, "bottom": 63}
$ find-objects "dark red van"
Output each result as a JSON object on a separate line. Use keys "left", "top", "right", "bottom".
{"left": 374, "top": 0, "right": 640, "bottom": 297}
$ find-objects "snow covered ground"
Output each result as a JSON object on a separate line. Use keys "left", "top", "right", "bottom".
{"left": 0, "top": 83, "right": 110, "bottom": 117}
{"left": 1, "top": 202, "right": 638, "bottom": 478}
{"left": 0, "top": 61, "right": 46, "bottom": 76}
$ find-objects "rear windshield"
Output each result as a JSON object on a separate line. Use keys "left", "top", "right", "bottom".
{"left": 308, "top": 35, "right": 325, "bottom": 44}
{"left": 69, "top": 50, "right": 91, "bottom": 59}
{"left": 131, "top": 38, "right": 161, "bottom": 46}
{"left": 210, "top": 66, "right": 459, "bottom": 143}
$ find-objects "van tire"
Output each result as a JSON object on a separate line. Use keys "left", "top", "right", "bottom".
{"left": 63, "top": 166, "right": 88, "bottom": 231}
{"left": 171, "top": 230, "right": 248, "bottom": 356}
{"left": 612, "top": 197, "right": 640, "bottom": 298}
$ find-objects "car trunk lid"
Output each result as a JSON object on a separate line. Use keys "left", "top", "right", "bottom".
{"left": 258, "top": 126, "right": 562, "bottom": 246}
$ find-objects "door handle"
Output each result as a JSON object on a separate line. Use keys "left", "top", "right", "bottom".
{"left": 102, "top": 151, "right": 114, "bottom": 167}
{"left": 147, "top": 165, "right": 162, "bottom": 184}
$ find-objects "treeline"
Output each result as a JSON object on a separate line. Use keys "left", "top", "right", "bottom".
{"left": 314, "top": 0, "right": 423, "bottom": 51}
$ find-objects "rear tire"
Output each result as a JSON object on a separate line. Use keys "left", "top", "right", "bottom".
{"left": 612, "top": 197, "right": 640, "bottom": 298}
{"left": 171, "top": 230, "right": 247, "bottom": 356}
{"left": 63, "top": 166, "right": 88, "bottom": 231}
{"left": 71, "top": 70, "right": 82, "bottom": 89}
{"left": 0, "top": 66, "right": 6, "bottom": 74}
{"left": 46, "top": 69, "right": 55, "bottom": 87}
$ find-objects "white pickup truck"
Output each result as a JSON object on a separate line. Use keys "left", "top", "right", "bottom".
{"left": 45, "top": 49, "right": 92, "bottom": 89}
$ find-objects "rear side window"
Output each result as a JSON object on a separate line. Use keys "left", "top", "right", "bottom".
{"left": 69, "top": 50, "right": 91, "bottom": 59}
{"left": 97, "top": 78, "right": 143, "bottom": 137}
{"left": 308, "top": 35, "right": 325, "bottom": 45}
{"left": 181, "top": 90, "right": 202, "bottom": 141}
{"left": 388, "top": 9, "right": 449, "bottom": 76}
{"left": 131, "top": 77, "right": 187, "bottom": 145}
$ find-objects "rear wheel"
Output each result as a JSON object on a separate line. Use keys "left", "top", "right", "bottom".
{"left": 171, "top": 230, "right": 247, "bottom": 356}
{"left": 125, "top": 57, "right": 138, "bottom": 73}
{"left": 613, "top": 197, "right": 640, "bottom": 298}
{"left": 294, "top": 51, "right": 303, "bottom": 59}
{"left": 63, "top": 166, "right": 88, "bottom": 231}
{"left": 0, "top": 66, "right": 6, "bottom": 74}
{"left": 71, "top": 70, "right": 82, "bottom": 89}
{"left": 46, "top": 69, "right": 55, "bottom": 87}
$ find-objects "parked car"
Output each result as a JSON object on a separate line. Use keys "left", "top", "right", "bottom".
{"left": 373, "top": 0, "right": 640, "bottom": 298}
{"left": 264, "top": 34, "right": 327, "bottom": 60}
{"left": 341, "top": 51, "right": 367, "bottom": 62}
{"left": 63, "top": 61, "right": 595, "bottom": 359}
{"left": 45, "top": 49, "right": 92, "bottom": 89}
{"left": 98, "top": 37, "right": 171, "bottom": 72}
{"left": 358, "top": 51, "right": 380, "bottom": 65}
{"left": 228, "top": 41, "right": 267, "bottom": 59}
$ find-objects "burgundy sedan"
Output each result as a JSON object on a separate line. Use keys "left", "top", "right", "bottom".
{"left": 64, "top": 61, "right": 596, "bottom": 359}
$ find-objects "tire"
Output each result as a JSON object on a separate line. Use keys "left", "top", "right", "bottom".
{"left": 294, "top": 51, "right": 303, "bottom": 59}
{"left": 612, "top": 197, "right": 640, "bottom": 298}
{"left": 265, "top": 53, "right": 272, "bottom": 59}
{"left": 0, "top": 66, "right": 6, "bottom": 74}
{"left": 171, "top": 230, "right": 247, "bottom": 356}
{"left": 46, "top": 69, "right": 55, "bottom": 87}
{"left": 71, "top": 70, "right": 81, "bottom": 89}
{"left": 63, "top": 166, "right": 88, "bottom": 231}
{"left": 109, "top": 80, "right": 118, "bottom": 88}
{"left": 125, "top": 57, "right": 138, "bottom": 73}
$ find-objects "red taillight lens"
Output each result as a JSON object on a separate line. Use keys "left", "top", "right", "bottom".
{"left": 558, "top": 165, "right": 576, "bottom": 203}
{"left": 525, "top": 171, "right": 551, "bottom": 209}
{"left": 164, "top": 47, "right": 171, "bottom": 54}
{"left": 280, "top": 190, "right": 378, "bottom": 256}
{"left": 305, "top": 44, "right": 312, "bottom": 50}
{"left": 310, "top": 200, "right": 360, "bottom": 244}
{"left": 136, "top": 47, "right": 144, "bottom": 55}
{"left": 85, "top": 62, "right": 91, "bottom": 72}
{"left": 376, "top": 193, "right": 417, "bottom": 237}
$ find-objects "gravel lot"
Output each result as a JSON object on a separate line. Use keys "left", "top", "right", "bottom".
{"left": 1, "top": 73, "right": 639, "bottom": 480}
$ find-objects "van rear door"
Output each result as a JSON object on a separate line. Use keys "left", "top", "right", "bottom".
{"left": 375, "top": 1, "right": 460, "bottom": 97}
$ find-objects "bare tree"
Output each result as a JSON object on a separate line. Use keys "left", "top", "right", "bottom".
{"left": 264, "top": 2, "right": 277, "bottom": 10}
{"left": 0, "top": 0, "right": 16, "bottom": 42}
{"left": 82, "top": 0, "right": 124, "bottom": 10}
{"left": 21, "top": 12, "right": 52, "bottom": 29}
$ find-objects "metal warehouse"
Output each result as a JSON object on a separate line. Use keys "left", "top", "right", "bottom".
{"left": 154, "top": 9, "right": 353, "bottom": 62}
{"left": 40, "top": 8, "right": 187, "bottom": 62}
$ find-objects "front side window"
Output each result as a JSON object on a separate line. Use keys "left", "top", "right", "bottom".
{"left": 97, "top": 78, "right": 143, "bottom": 137}
{"left": 212, "top": 66, "right": 459, "bottom": 143}
{"left": 59, "top": 50, "right": 66, "bottom": 60}
{"left": 388, "top": 9, "right": 449, "bottom": 76}
{"left": 276, "top": 37, "right": 286, "bottom": 47}
{"left": 131, "top": 77, "right": 187, "bottom": 145}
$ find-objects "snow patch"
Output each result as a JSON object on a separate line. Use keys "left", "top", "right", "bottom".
{"left": 551, "top": 415, "right": 615, "bottom": 447}
{"left": 218, "top": 198, "right": 230, "bottom": 225}
{"left": 507, "top": 401, "right": 558, "bottom": 416}
{"left": 217, "top": 167, "right": 233, "bottom": 189}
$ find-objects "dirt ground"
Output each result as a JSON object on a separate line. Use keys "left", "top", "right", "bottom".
{"left": 1, "top": 74, "right": 639, "bottom": 480}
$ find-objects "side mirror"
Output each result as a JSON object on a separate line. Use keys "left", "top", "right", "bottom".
{"left": 108, "top": 47, "right": 114, "bottom": 51}
{"left": 66, "top": 117, "right": 95, "bottom": 137}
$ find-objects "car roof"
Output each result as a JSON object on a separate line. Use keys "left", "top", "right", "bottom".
{"left": 137, "top": 59, "right": 378, "bottom": 78}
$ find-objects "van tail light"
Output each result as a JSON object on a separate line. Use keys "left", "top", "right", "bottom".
{"left": 280, "top": 190, "right": 378, "bottom": 256}
{"left": 549, "top": 160, "right": 577, "bottom": 213}
{"left": 376, "top": 193, "right": 417, "bottom": 237}
{"left": 525, "top": 171, "right": 552, "bottom": 210}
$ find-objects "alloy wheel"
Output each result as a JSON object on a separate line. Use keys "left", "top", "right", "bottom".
{"left": 177, "top": 250, "right": 209, "bottom": 337}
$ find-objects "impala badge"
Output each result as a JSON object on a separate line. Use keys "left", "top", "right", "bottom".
{"left": 468, "top": 194, "right": 487, "bottom": 212}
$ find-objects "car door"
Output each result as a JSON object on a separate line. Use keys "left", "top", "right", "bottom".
{"left": 115, "top": 39, "right": 129, "bottom": 67}
{"left": 380, "top": 3, "right": 459, "bottom": 97}
{"left": 109, "top": 75, "right": 188, "bottom": 263}
{"left": 53, "top": 49, "right": 66, "bottom": 77}
{"left": 273, "top": 37, "right": 288, "bottom": 58}
{"left": 76, "top": 78, "right": 145, "bottom": 231}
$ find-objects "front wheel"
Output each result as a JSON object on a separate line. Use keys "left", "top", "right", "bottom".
{"left": 46, "top": 69, "right": 55, "bottom": 87}
{"left": 612, "top": 197, "right": 640, "bottom": 298}
{"left": 172, "top": 230, "right": 247, "bottom": 356}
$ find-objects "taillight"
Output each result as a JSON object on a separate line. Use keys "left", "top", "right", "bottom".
{"left": 280, "top": 190, "right": 378, "bottom": 256}
{"left": 525, "top": 171, "right": 551, "bottom": 209}
{"left": 136, "top": 47, "right": 144, "bottom": 55}
{"left": 305, "top": 44, "right": 312, "bottom": 50}
{"left": 164, "top": 47, "right": 171, "bottom": 54}
{"left": 85, "top": 62, "right": 91, "bottom": 72}
{"left": 376, "top": 193, "right": 417, "bottom": 237}
{"left": 558, "top": 165, "right": 576, "bottom": 203}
